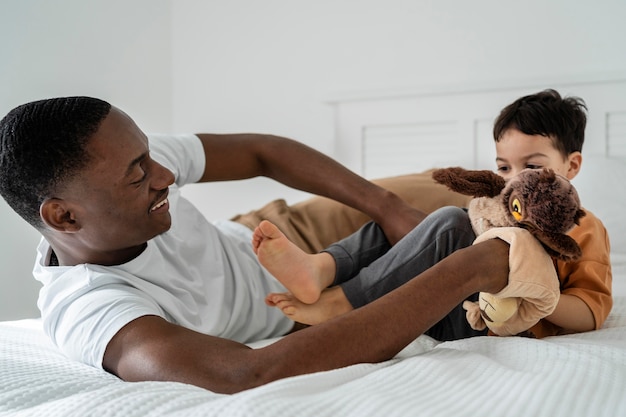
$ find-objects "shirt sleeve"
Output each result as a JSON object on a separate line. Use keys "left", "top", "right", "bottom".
{"left": 556, "top": 210, "right": 613, "bottom": 330}
{"left": 148, "top": 133, "right": 205, "bottom": 187}
{"left": 47, "top": 281, "right": 165, "bottom": 369}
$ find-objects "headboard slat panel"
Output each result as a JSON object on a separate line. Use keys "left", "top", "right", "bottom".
{"left": 330, "top": 76, "right": 626, "bottom": 177}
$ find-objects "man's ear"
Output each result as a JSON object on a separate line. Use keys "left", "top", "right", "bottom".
{"left": 40, "top": 198, "right": 81, "bottom": 232}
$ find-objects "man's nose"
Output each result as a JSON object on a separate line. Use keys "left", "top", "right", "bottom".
{"left": 151, "top": 161, "right": 175, "bottom": 189}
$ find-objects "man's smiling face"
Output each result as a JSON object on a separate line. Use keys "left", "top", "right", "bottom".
{"left": 55, "top": 106, "right": 175, "bottom": 264}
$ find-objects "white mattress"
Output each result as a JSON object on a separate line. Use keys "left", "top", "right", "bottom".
{"left": 2, "top": 296, "right": 626, "bottom": 417}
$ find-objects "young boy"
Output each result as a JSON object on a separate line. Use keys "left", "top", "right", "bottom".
{"left": 254, "top": 89, "right": 613, "bottom": 340}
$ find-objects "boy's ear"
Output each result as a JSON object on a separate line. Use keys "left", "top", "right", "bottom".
{"left": 566, "top": 151, "right": 583, "bottom": 179}
{"left": 40, "top": 198, "right": 81, "bottom": 232}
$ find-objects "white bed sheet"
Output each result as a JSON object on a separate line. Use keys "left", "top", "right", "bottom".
{"left": 2, "top": 295, "right": 626, "bottom": 417}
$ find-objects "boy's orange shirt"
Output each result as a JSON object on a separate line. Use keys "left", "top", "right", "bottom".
{"left": 527, "top": 209, "right": 612, "bottom": 338}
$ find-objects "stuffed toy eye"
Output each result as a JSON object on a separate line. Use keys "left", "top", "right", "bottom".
{"left": 511, "top": 198, "right": 523, "bottom": 221}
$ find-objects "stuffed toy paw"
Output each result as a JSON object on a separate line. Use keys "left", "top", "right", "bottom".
{"left": 433, "top": 167, "right": 585, "bottom": 336}
{"left": 464, "top": 293, "right": 520, "bottom": 331}
{"left": 464, "top": 227, "right": 561, "bottom": 335}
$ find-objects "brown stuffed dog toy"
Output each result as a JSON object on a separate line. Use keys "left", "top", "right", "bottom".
{"left": 432, "top": 167, "right": 585, "bottom": 336}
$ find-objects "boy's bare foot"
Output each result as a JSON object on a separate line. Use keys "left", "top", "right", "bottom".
{"left": 252, "top": 220, "right": 336, "bottom": 304}
{"left": 265, "top": 287, "right": 353, "bottom": 325}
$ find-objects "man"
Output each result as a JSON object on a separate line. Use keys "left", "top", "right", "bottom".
{"left": 0, "top": 96, "right": 510, "bottom": 394}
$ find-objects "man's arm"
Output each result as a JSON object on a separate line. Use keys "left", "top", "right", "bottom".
{"left": 194, "top": 133, "right": 424, "bottom": 244}
{"left": 103, "top": 238, "right": 510, "bottom": 394}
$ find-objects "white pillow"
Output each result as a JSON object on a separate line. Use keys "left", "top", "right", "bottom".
{"left": 574, "top": 155, "right": 626, "bottom": 295}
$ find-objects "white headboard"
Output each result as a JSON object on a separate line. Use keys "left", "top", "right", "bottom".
{"left": 329, "top": 76, "right": 626, "bottom": 294}
{"left": 328, "top": 74, "right": 626, "bottom": 179}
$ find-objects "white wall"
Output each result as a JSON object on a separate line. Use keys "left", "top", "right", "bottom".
{"left": 171, "top": 0, "right": 626, "bottom": 220}
{"left": 0, "top": 0, "right": 172, "bottom": 319}
{"left": 2, "top": 0, "right": 626, "bottom": 320}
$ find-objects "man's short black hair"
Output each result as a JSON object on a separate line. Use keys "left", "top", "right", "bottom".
{"left": 0, "top": 96, "right": 111, "bottom": 228}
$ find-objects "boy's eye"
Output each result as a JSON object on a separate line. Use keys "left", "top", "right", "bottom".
{"left": 497, "top": 166, "right": 510, "bottom": 173}
{"left": 526, "top": 164, "right": 542, "bottom": 170}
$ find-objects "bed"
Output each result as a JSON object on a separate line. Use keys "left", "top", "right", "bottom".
{"left": 2, "top": 77, "right": 626, "bottom": 416}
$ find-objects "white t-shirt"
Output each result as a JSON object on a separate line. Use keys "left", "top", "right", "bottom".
{"left": 33, "top": 133, "right": 292, "bottom": 369}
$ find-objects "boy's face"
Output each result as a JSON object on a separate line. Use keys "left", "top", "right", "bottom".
{"left": 495, "top": 128, "right": 581, "bottom": 181}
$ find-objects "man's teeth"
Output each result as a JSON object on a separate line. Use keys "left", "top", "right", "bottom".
{"left": 151, "top": 199, "right": 168, "bottom": 211}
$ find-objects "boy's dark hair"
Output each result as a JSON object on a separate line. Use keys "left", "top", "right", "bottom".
{"left": 493, "top": 89, "right": 588, "bottom": 157}
{"left": 0, "top": 96, "right": 111, "bottom": 229}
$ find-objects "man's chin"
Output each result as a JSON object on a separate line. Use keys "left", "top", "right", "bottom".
{"left": 164, "top": 217, "right": 173, "bottom": 230}
{"left": 150, "top": 218, "right": 172, "bottom": 239}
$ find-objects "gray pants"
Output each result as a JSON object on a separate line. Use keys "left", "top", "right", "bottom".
{"left": 324, "top": 206, "right": 487, "bottom": 341}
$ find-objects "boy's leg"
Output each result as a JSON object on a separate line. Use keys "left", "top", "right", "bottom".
{"left": 335, "top": 206, "right": 486, "bottom": 340}
{"left": 231, "top": 171, "right": 472, "bottom": 253}
{"left": 257, "top": 209, "right": 463, "bottom": 303}
{"left": 259, "top": 211, "right": 488, "bottom": 336}
{"left": 339, "top": 206, "right": 476, "bottom": 307}
{"left": 322, "top": 221, "right": 392, "bottom": 284}
{"left": 254, "top": 219, "right": 390, "bottom": 306}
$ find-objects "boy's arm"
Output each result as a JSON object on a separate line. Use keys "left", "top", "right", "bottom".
{"left": 194, "top": 133, "right": 425, "bottom": 244}
{"left": 547, "top": 211, "right": 612, "bottom": 333}
{"left": 546, "top": 294, "right": 595, "bottom": 332}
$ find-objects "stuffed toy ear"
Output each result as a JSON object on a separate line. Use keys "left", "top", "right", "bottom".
{"left": 573, "top": 208, "right": 587, "bottom": 226}
{"left": 530, "top": 229, "right": 583, "bottom": 262}
{"left": 432, "top": 167, "right": 506, "bottom": 198}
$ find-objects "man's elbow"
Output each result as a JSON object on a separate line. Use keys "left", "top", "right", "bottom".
{"left": 102, "top": 316, "right": 279, "bottom": 394}
{"left": 106, "top": 342, "right": 273, "bottom": 394}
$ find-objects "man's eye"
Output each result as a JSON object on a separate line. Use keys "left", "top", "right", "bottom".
{"left": 131, "top": 171, "right": 147, "bottom": 185}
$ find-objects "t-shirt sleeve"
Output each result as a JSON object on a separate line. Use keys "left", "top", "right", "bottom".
{"left": 525, "top": 210, "right": 612, "bottom": 338}
{"left": 46, "top": 282, "right": 165, "bottom": 369}
{"left": 557, "top": 210, "right": 613, "bottom": 330}
{"left": 148, "top": 133, "right": 205, "bottom": 187}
